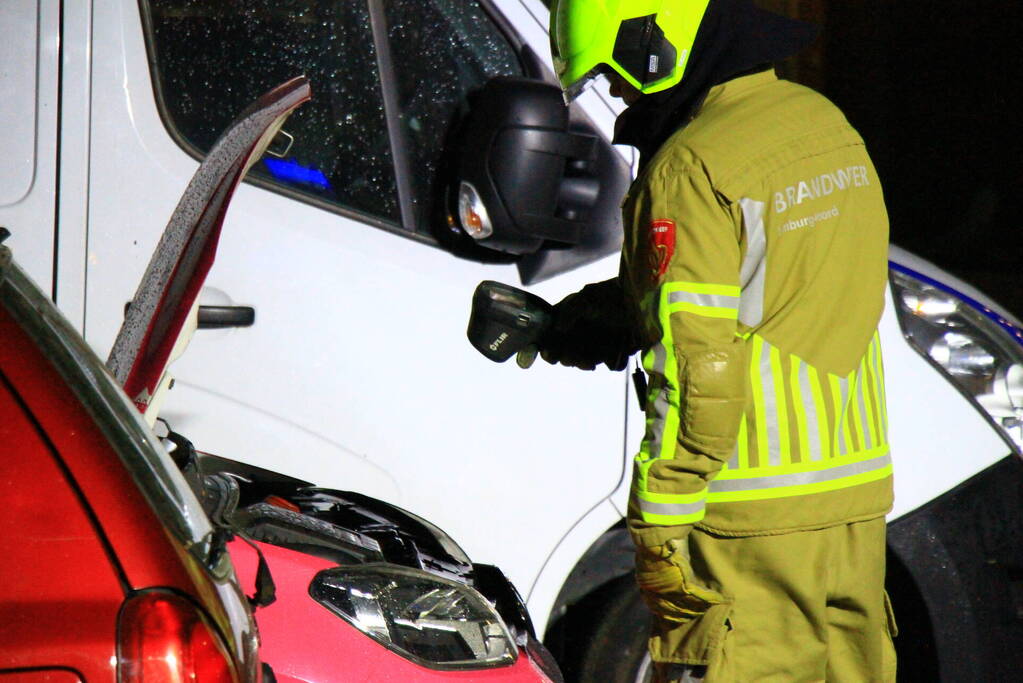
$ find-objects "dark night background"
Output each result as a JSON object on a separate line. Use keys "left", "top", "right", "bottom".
{"left": 765, "top": 0, "right": 1023, "bottom": 317}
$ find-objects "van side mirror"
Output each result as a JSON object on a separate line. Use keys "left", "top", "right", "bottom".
{"left": 448, "top": 77, "right": 630, "bottom": 283}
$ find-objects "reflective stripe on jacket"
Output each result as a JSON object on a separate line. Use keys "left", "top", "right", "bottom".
{"left": 622, "top": 70, "right": 892, "bottom": 546}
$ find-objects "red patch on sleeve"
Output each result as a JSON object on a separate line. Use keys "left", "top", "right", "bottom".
{"left": 650, "top": 219, "right": 676, "bottom": 280}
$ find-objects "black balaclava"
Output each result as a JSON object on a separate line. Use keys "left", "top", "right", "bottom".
{"left": 613, "top": 0, "right": 820, "bottom": 165}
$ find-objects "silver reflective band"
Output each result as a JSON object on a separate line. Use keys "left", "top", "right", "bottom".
{"left": 835, "top": 375, "right": 851, "bottom": 455}
{"left": 640, "top": 343, "right": 670, "bottom": 464}
{"left": 761, "top": 342, "right": 781, "bottom": 466}
{"left": 856, "top": 367, "right": 873, "bottom": 449}
{"left": 873, "top": 338, "right": 888, "bottom": 435}
{"left": 738, "top": 198, "right": 767, "bottom": 327}
{"left": 798, "top": 362, "right": 825, "bottom": 461}
{"left": 651, "top": 341, "right": 667, "bottom": 377}
{"left": 637, "top": 499, "right": 706, "bottom": 517}
{"left": 667, "top": 291, "right": 740, "bottom": 309}
{"left": 727, "top": 444, "right": 739, "bottom": 470}
{"left": 709, "top": 453, "right": 892, "bottom": 493}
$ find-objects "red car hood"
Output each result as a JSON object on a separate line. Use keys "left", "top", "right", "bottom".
{"left": 106, "top": 77, "right": 310, "bottom": 420}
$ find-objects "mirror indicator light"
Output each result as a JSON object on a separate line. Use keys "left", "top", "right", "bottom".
{"left": 458, "top": 181, "right": 493, "bottom": 240}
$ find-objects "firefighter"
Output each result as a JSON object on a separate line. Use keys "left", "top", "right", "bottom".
{"left": 542, "top": 0, "right": 896, "bottom": 679}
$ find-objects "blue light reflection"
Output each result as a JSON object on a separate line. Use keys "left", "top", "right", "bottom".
{"left": 263, "top": 158, "right": 332, "bottom": 191}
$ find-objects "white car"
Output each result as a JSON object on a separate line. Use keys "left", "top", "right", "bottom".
{"left": 3, "top": 1, "right": 1021, "bottom": 680}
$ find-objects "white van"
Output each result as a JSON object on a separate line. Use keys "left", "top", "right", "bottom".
{"left": 4, "top": 1, "right": 1022, "bottom": 680}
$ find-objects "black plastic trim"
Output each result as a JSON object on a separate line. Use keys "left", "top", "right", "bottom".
{"left": 197, "top": 305, "right": 255, "bottom": 329}
{"left": 51, "top": 1, "right": 65, "bottom": 303}
{"left": 367, "top": 0, "right": 417, "bottom": 231}
{"left": 516, "top": 114, "right": 628, "bottom": 285}
{"left": 611, "top": 14, "right": 675, "bottom": 85}
{"left": 472, "top": 562, "right": 536, "bottom": 639}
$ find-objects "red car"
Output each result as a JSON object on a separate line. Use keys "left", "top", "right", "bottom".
{"left": 0, "top": 245, "right": 261, "bottom": 680}
{"left": 0, "top": 77, "right": 306, "bottom": 682}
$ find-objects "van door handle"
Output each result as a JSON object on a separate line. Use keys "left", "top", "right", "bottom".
{"left": 197, "top": 306, "right": 255, "bottom": 329}
{"left": 123, "top": 302, "right": 255, "bottom": 329}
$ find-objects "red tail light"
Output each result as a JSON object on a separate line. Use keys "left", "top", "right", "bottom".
{"left": 117, "top": 590, "right": 239, "bottom": 682}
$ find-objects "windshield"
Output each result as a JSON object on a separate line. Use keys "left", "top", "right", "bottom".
{"left": 0, "top": 251, "right": 217, "bottom": 563}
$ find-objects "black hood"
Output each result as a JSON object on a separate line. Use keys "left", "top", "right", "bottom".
{"left": 613, "top": 0, "right": 819, "bottom": 164}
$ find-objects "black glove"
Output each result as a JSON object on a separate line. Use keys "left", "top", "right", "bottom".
{"left": 536, "top": 279, "right": 639, "bottom": 371}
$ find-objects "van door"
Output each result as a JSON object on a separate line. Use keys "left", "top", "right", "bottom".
{"left": 83, "top": 0, "right": 628, "bottom": 597}
{"left": 0, "top": 1, "right": 60, "bottom": 297}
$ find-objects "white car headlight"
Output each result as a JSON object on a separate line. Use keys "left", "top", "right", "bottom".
{"left": 890, "top": 264, "right": 1023, "bottom": 455}
{"left": 310, "top": 564, "right": 517, "bottom": 670}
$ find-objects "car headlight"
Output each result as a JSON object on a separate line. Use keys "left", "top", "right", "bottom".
{"left": 309, "top": 564, "right": 517, "bottom": 670}
{"left": 890, "top": 264, "right": 1023, "bottom": 455}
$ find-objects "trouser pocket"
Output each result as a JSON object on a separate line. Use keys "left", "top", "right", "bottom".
{"left": 649, "top": 600, "right": 732, "bottom": 667}
{"left": 882, "top": 589, "right": 898, "bottom": 638}
{"left": 881, "top": 589, "right": 898, "bottom": 682}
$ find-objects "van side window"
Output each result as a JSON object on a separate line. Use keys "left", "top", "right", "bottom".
{"left": 382, "top": 0, "right": 521, "bottom": 231}
{"left": 142, "top": 1, "right": 401, "bottom": 223}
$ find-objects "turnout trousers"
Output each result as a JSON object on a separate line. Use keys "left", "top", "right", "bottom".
{"left": 652, "top": 517, "right": 897, "bottom": 682}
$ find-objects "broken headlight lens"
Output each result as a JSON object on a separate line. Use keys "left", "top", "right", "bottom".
{"left": 310, "top": 565, "right": 517, "bottom": 670}
{"left": 890, "top": 265, "right": 1023, "bottom": 455}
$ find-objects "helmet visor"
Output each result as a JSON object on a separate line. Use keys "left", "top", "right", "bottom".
{"left": 561, "top": 64, "right": 607, "bottom": 104}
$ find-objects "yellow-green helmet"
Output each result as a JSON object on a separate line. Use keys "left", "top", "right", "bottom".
{"left": 551, "top": 0, "right": 711, "bottom": 101}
